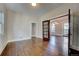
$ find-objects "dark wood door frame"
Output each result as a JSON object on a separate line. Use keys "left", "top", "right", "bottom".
{"left": 68, "top": 9, "right": 71, "bottom": 56}
{"left": 42, "top": 20, "right": 50, "bottom": 41}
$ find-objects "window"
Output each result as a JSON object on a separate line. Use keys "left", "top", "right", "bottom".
{"left": 52, "top": 23, "right": 55, "bottom": 33}
{"left": 0, "top": 12, "right": 4, "bottom": 34}
{"left": 64, "top": 23, "right": 69, "bottom": 35}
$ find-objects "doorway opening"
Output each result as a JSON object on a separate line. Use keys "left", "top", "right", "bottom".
{"left": 50, "top": 15, "right": 69, "bottom": 56}
{"left": 42, "top": 9, "right": 71, "bottom": 56}
{"left": 31, "top": 23, "right": 36, "bottom": 38}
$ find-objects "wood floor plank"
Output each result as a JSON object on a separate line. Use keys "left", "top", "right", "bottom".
{"left": 1, "top": 36, "right": 68, "bottom": 56}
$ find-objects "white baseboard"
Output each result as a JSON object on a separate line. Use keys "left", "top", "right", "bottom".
{"left": 8, "top": 37, "right": 31, "bottom": 43}
{"left": 0, "top": 41, "right": 8, "bottom": 55}
{"left": 36, "top": 36, "right": 42, "bottom": 38}
{"left": 0, "top": 36, "right": 42, "bottom": 55}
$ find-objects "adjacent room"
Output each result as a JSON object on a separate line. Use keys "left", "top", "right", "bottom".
{"left": 0, "top": 3, "right": 79, "bottom": 56}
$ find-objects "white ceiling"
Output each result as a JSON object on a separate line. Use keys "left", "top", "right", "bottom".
{"left": 5, "top": 3, "right": 64, "bottom": 17}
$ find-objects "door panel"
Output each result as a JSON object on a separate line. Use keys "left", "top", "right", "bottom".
{"left": 42, "top": 20, "right": 50, "bottom": 41}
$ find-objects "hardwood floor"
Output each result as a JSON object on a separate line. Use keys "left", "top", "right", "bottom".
{"left": 1, "top": 36, "right": 68, "bottom": 56}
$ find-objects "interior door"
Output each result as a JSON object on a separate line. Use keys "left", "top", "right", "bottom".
{"left": 42, "top": 20, "right": 50, "bottom": 41}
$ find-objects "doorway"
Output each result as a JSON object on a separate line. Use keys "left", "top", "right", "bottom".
{"left": 42, "top": 9, "right": 71, "bottom": 56}
{"left": 31, "top": 23, "right": 36, "bottom": 38}
{"left": 50, "top": 15, "right": 69, "bottom": 56}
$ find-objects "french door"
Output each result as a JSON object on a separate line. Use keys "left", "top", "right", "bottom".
{"left": 42, "top": 20, "right": 50, "bottom": 41}
{"left": 42, "top": 9, "right": 71, "bottom": 56}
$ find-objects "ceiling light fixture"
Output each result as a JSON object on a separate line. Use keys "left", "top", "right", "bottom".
{"left": 32, "top": 3, "right": 36, "bottom": 6}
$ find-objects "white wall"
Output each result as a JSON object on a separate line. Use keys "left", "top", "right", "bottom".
{"left": 6, "top": 10, "right": 39, "bottom": 42}
{"left": 0, "top": 4, "right": 8, "bottom": 55}
{"left": 0, "top": 4, "right": 39, "bottom": 54}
